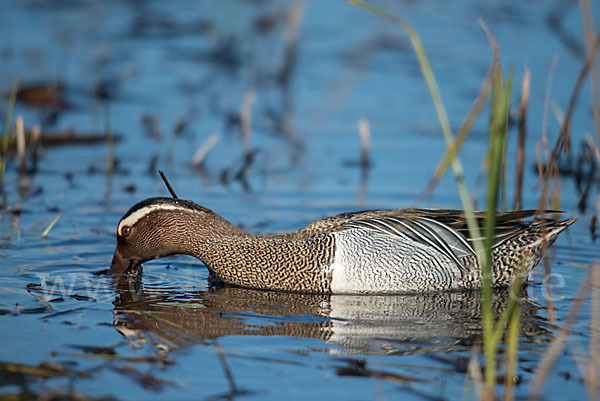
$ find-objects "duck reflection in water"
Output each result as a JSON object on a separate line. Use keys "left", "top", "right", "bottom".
{"left": 112, "top": 281, "right": 550, "bottom": 356}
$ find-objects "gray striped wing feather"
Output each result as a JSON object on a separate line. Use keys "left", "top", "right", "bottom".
{"left": 340, "top": 216, "right": 476, "bottom": 270}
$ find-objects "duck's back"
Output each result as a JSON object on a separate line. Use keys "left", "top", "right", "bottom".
{"left": 293, "top": 208, "right": 576, "bottom": 294}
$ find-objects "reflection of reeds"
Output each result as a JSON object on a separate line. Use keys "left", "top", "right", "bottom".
{"left": 528, "top": 268, "right": 593, "bottom": 400}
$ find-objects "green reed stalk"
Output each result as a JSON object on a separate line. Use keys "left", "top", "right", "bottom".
{"left": 0, "top": 80, "right": 18, "bottom": 184}
{"left": 481, "top": 62, "right": 512, "bottom": 388}
{"left": 348, "top": 0, "right": 485, "bottom": 258}
{"left": 349, "top": 0, "right": 517, "bottom": 392}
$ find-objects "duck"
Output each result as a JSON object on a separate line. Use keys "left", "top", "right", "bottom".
{"left": 109, "top": 197, "right": 576, "bottom": 294}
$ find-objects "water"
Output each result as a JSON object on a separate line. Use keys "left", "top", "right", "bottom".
{"left": 1, "top": 0, "right": 599, "bottom": 400}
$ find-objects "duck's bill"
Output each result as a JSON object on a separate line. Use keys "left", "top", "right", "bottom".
{"left": 109, "top": 251, "right": 140, "bottom": 275}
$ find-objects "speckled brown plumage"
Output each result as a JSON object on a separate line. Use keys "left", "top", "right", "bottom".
{"left": 196, "top": 234, "right": 335, "bottom": 292}
{"left": 109, "top": 197, "right": 576, "bottom": 294}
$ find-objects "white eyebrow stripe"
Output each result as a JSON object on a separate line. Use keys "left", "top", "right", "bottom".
{"left": 118, "top": 204, "right": 184, "bottom": 235}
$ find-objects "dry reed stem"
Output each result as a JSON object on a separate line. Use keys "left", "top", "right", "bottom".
{"left": 31, "top": 125, "right": 41, "bottom": 145}
{"left": 528, "top": 268, "right": 593, "bottom": 400}
{"left": 278, "top": 0, "right": 305, "bottom": 85}
{"left": 468, "top": 345, "right": 485, "bottom": 401}
{"left": 480, "top": 20, "right": 499, "bottom": 59}
{"left": 589, "top": 263, "right": 600, "bottom": 401}
{"left": 542, "top": 55, "right": 559, "bottom": 155}
{"left": 537, "top": 34, "right": 600, "bottom": 213}
{"left": 583, "top": 134, "right": 600, "bottom": 163}
{"left": 240, "top": 91, "right": 256, "bottom": 156}
{"left": 41, "top": 214, "right": 61, "bottom": 239}
{"left": 16, "top": 116, "right": 25, "bottom": 175}
{"left": 357, "top": 118, "right": 371, "bottom": 204}
{"left": 550, "top": 102, "right": 566, "bottom": 211}
{"left": 419, "top": 67, "right": 492, "bottom": 201}
{"left": 31, "top": 125, "right": 41, "bottom": 148}
{"left": 469, "top": 155, "right": 490, "bottom": 210}
{"left": 578, "top": 0, "right": 600, "bottom": 143}
{"left": 535, "top": 141, "right": 550, "bottom": 210}
{"left": 358, "top": 117, "right": 371, "bottom": 170}
{"left": 557, "top": 31, "right": 600, "bottom": 153}
{"left": 192, "top": 133, "right": 220, "bottom": 168}
{"left": 514, "top": 69, "right": 530, "bottom": 210}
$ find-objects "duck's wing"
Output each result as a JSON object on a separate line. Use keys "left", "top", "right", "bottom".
{"left": 336, "top": 215, "right": 476, "bottom": 269}
{"left": 294, "top": 208, "right": 565, "bottom": 261}
{"left": 412, "top": 209, "right": 564, "bottom": 249}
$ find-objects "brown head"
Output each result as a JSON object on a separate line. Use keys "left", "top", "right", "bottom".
{"left": 109, "top": 197, "right": 242, "bottom": 275}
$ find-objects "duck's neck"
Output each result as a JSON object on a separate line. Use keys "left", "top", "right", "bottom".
{"left": 182, "top": 216, "right": 335, "bottom": 293}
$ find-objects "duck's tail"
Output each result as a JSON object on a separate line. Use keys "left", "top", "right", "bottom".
{"left": 492, "top": 216, "right": 577, "bottom": 286}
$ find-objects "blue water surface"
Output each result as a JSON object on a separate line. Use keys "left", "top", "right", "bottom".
{"left": 0, "top": 1, "right": 598, "bottom": 400}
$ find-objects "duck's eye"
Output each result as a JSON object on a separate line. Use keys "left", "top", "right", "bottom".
{"left": 121, "top": 226, "right": 132, "bottom": 236}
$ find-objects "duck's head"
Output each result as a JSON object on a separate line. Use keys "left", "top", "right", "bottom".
{"left": 109, "top": 197, "right": 237, "bottom": 275}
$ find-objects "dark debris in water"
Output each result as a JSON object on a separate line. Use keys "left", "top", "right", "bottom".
{"left": 111, "top": 366, "right": 175, "bottom": 392}
{"left": 92, "top": 269, "right": 109, "bottom": 276}
{"left": 67, "top": 345, "right": 116, "bottom": 355}
{"left": 6, "top": 130, "right": 123, "bottom": 152}
{"left": 18, "top": 306, "right": 51, "bottom": 314}
{"left": 140, "top": 114, "right": 163, "bottom": 141}
{"left": 8, "top": 82, "right": 69, "bottom": 111}
{"left": 25, "top": 283, "right": 95, "bottom": 303}
{"left": 0, "top": 360, "right": 89, "bottom": 381}
{"left": 0, "top": 391, "right": 118, "bottom": 401}
{"left": 333, "top": 358, "right": 426, "bottom": 383}
{"left": 50, "top": 350, "right": 171, "bottom": 365}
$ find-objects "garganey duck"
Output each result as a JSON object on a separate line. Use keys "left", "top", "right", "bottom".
{"left": 109, "top": 197, "right": 576, "bottom": 294}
